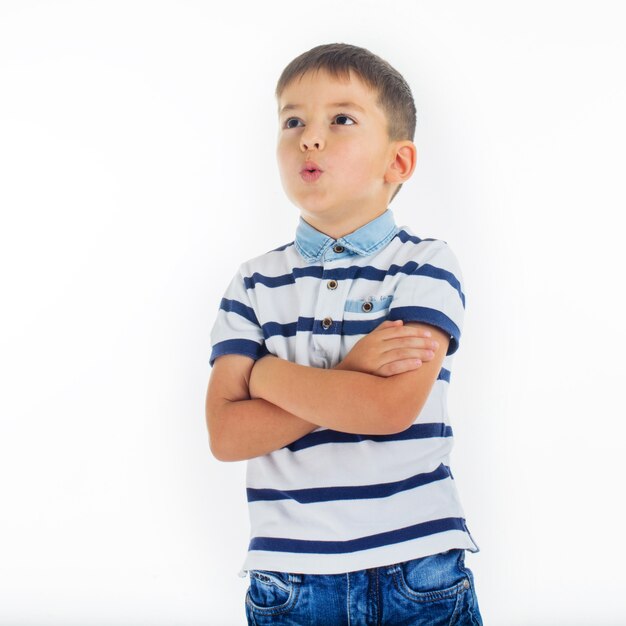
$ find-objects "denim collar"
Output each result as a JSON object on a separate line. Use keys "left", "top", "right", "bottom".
{"left": 294, "top": 209, "right": 398, "bottom": 264}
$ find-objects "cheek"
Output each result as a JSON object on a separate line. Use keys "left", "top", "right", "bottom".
{"left": 277, "top": 135, "right": 299, "bottom": 156}
{"left": 276, "top": 141, "right": 286, "bottom": 160}
{"left": 275, "top": 144, "right": 292, "bottom": 174}
{"left": 338, "top": 141, "right": 372, "bottom": 168}
{"left": 340, "top": 149, "right": 380, "bottom": 185}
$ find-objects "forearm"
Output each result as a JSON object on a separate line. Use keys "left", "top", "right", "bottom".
{"left": 249, "top": 355, "right": 396, "bottom": 435}
{"left": 213, "top": 397, "right": 320, "bottom": 462}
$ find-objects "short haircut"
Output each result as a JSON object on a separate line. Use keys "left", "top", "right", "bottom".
{"left": 275, "top": 42, "right": 417, "bottom": 203}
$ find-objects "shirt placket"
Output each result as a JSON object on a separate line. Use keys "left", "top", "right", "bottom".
{"left": 312, "top": 242, "right": 351, "bottom": 368}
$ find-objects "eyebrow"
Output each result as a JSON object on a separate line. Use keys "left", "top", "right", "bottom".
{"left": 279, "top": 101, "right": 366, "bottom": 115}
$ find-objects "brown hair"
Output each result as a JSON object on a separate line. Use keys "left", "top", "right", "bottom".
{"left": 275, "top": 42, "right": 417, "bottom": 203}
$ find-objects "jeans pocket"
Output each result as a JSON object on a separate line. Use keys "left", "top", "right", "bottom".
{"left": 246, "top": 569, "right": 300, "bottom": 616}
{"left": 387, "top": 550, "right": 471, "bottom": 625}
{"left": 395, "top": 550, "right": 470, "bottom": 599}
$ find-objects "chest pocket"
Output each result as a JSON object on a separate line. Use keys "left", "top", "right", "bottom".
{"left": 344, "top": 294, "right": 393, "bottom": 314}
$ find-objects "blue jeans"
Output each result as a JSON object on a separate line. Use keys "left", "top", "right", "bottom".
{"left": 245, "top": 548, "right": 483, "bottom": 625}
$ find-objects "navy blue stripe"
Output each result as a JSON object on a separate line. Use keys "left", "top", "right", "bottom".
{"left": 260, "top": 314, "right": 460, "bottom": 340}
{"left": 248, "top": 517, "right": 467, "bottom": 554}
{"left": 245, "top": 266, "right": 323, "bottom": 289}
{"left": 286, "top": 422, "right": 453, "bottom": 453}
{"left": 412, "top": 263, "right": 465, "bottom": 308}
{"left": 337, "top": 316, "right": 388, "bottom": 336}
{"left": 438, "top": 367, "right": 451, "bottom": 382}
{"left": 383, "top": 261, "right": 464, "bottom": 308}
{"left": 218, "top": 298, "right": 371, "bottom": 343}
{"left": 247, "top": 463, "right": 451, "bottom": 504}
{"left": 262, "top": 316, "right": 385, "bottom": 337}
{"left": 262, "top": 320, "right": 300, "bottom": 338}
{"left": 209, "top": 339, "right": 269, "bottom": 367}
{"left": 243, "top": 260, "right": 464, "bottom": 306}
{"left": 395, "top": 230, "right": 424, "bottom": 245}
{"left": 214, "top": 303, "right": 457, "bottom": 365}
{"left": 388, "top": 306, "right": 460, "bottom": 355}
{"left": 394, "top": 230, "right": 439, "bottom": 245}
{"left": 219, "top": 297, "right": 260, "bottom": 326}
{"left": 260, "top": 315, "right": 388, "bottom": 339}
{"left": 296, "top": 317, "right": 315, "bottom": 332}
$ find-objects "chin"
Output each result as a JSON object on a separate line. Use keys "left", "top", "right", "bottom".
{"left": 297, "top": 203, "right": 336, "bottom": 217}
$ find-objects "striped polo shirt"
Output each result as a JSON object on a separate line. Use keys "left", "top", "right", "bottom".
{"left": 209, "top": 208, "right": 479, "bottom": 576}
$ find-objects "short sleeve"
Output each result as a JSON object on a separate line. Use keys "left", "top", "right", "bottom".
{"left": 209, "top": 265, "right": 269, "bottom": 367}
{"left": 387, "top": 241, "right": 466, "bottom": 356}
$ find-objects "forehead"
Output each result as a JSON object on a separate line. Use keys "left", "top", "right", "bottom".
{"left": 278, "top": 68, "right": 381, "bottom": 115}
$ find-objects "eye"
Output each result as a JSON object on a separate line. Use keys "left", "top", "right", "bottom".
{"left": 282, "top": 113, "right": 356, "bottom": 129}
{"left": 284, "top": 117, "right": 303, "bottom": 129}
{"left": 333, "top": 114, "right": 356, "bottom": 126}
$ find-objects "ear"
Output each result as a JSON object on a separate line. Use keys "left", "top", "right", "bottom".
{"left": 385, "top": 141, "right": 417, "bottom": 185}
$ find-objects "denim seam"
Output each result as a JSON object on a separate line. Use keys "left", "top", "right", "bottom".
{"left": 346, "top": 572, "right": 351, "bottom": 626}
{"left": 448, "top": 586, "right": 464, "bottom": 626}
{"left": 374, "top": 568, "right": 380, "bottom": 626}
{"left": 456, "top": 551, "right": 482, "bottom": 625}
{"left": 249, "top": 570, "right": 289, "bottom": 593}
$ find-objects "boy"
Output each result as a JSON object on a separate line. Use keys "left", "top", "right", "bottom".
{"left": 206, "top": 43, "right": 483, "bottom": 625}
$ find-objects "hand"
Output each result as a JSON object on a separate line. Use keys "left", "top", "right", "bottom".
{"left": 334, "top": 319, "right": 439, "bottom": 377}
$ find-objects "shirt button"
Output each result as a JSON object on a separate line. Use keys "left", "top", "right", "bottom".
{"left": 361, "top": 301, "right": 373, "bottom": 312}
{"left": 463, "top": 579, "right": 470, "bottom": 589}
{"left": 327, "top": 279, "right": 338, "bottom": 290}
{"left": 333, "top": 244, "right": 344, "bottom": 253}
{"left": 322, "top": 317, "right": 333, "bottom": 329}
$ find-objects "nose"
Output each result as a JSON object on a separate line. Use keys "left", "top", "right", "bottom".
{"left": 300, "top": 124, "right": 325, "bottom": 152}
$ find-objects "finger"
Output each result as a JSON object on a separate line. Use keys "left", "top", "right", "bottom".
{"left": 378, "top": 326, "right": 424, "bottom": 341}
{"left": 380, "top": 326, "right": 433, "bottom": 340}
{"left": 381, "top": 337, "right": 440, "bottom": 352}
{"left": 414, "top": 349, "right": 435, "bottom": 361}
{"left": 375, "top": 319, "right": 403, "bottom": 331}
{"left": 385, "top": 347, "right": 434, "bottom": 362}
{"left": 377, "top": 358, "right": 423, "bottom": 377}
{"left": 402, "top": 326, "right": 432, "bottom": 337}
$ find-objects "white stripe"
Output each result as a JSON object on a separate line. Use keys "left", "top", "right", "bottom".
{"left": 248, "top": 478, "right": 466, "bottom": 542}
{"left": 246, "top": 431, "right": 453, "bottom": 491}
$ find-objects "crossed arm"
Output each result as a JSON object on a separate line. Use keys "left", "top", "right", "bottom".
{"left": 205, "top": 322, "right": 450, "bottom": 462}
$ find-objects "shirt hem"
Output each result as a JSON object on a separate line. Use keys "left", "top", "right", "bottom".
{"left": 237, "top": 529, "right": 478, "bottom": 577}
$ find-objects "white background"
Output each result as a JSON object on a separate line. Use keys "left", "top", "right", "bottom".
{"left": 1, "top": 1, "right": 625, "bottom": 624}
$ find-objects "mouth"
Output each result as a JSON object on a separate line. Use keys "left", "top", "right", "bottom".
{"left": 300, "top": 169, "right": 323, "bottom": 182}
{"left": 301, "top": 160, "right": 323, "bottom": 174}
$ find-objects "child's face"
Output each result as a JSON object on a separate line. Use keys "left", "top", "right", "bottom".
{"left": 276, "top": 68, "right": 402, "bottom": 230}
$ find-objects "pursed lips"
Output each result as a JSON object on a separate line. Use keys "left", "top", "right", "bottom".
{"left": 299, "top": 159, "right": 324, "bottom": 182}
{"left": 301, "top": 160, "right": 323, "bottom": 173}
